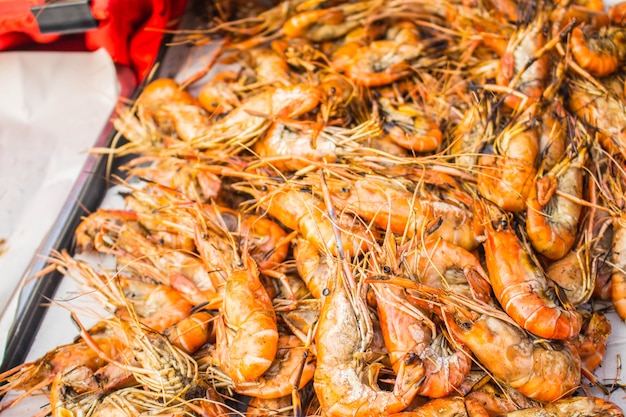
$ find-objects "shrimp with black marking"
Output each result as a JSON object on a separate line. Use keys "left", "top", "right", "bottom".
{"left": 495, "top": 7, "right": 551, "bottom": 110}
{"left": 376, "top": 97, "right": 443, "bottom": 153}
{"left": 526, "top": 147, "right": 587, "bottom": 260}
{"left": 0, "top": 321, "right": 125, "bottom": 413}
{"left": 319, "top": 173, "right": 479, "bottom": 251}
{"left": 499, "top": 396, "right": 624, "bottom": 416}
{"left": 369, "top": 237, "right": 473, "bottom": 399}
{"left": 476, "top": 106, "right": 539, "bottom": 213}
{"left": 479, "top": 202, "right": 583, "bottom": 339}
{"left": 314, "top": 259, "right": 423, "bottom": 416}
{"left": 566, "top": 74, "right": 626, "bottom": 159}
{"left": 393, "top": 283, "right": 582, "bottom": 403}
{"left": 570, "top": 23, "right": 626, "bottom": 77}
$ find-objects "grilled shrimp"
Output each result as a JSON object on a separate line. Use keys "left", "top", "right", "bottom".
{"left": 253, "top": 121, "right": 338, "bottom": 171}
{"left": 116, "top": 227, "right": 224, "bottom": 306}
{"left": 74, "top": 209, "right": 140, "bottom": 254}
{"left": 449, "top": 93, "right": 495, "bottom": 172}
{"left": 538, "top": 98, "right": 568, "bottom": 172}
{"left": 433, "top": 291, "right": 581, "bottom": 402}
{"left": 77, "top": 311, "right": 214, "bottom": 396}
{"left": 367, "top": 236, "right": 472, "bottom": 399}
{"left": 481, "top": 205, "right": 583, "bottom": 339}
{"left": 566, "top": 75, "right": 626, "bottom": 159}
{"left": 197, "top": 70, "right": 240, "bottom": 115}
{"left": 246, "top": 47, "right": 293, "bottom": 87}
{"left": 115, "top": 277, "right": 194, "bottom": 332}
{"left": 377, "top": 97, "right": 443, "bottom": 153}
{"left": 215, "top": 206, "right": 291, "bottom": 271}
{"left": 500, "top": 396, "right": 624, "bottom": 416}
{"left": 321, "top": 174, "right": 479, "bottom": 250}
{"left": 384, "top": 280, "right": 581, "bottom": 403}
{"left": 70, "top": 315, "right": 204, "bottom": 417}
{"left": 570, "top": 24, "right": 626, "bottom": 77}
{"left": 210, "top": 83, "right": 321, "bottom": 141}
{"left": 343, "top": 40, "right": 422, "bottom": 87}
{"left": 121, "top": 155, "right": 222, "bottom": 202}
{"left": 164, "top": 311, "right": 215, "bottom": 354}
{"left": 550, "top": 1, "right": 610, "bottom": 38}
{"left": 134, "top": 78, "right": 200, "bottom": 130}
{"left": 162, "top": 84, "right": 323, "bottom": 156}
{"left": 609, "top": 1, "right": 626, "bottom": 26}
{"left": 545, "top": 248, "right": 594, "bottom": 306}
{"left": 465, "top": 377, "right": 538, "bottom": 416}
{"left": 54, "top": 251, "right": 195, "bottom": 332}
{"left": 496, "top": 9, "right": 550, "bottom": 110}
{"left": 526, "top": 149, "right": 586, "bottom": 260}
{"left": 477, "top": 110, "right": 539, "bottom": 213}
{"left": 372, "top": 285, "right": 472, "bottom": 399}
{"left": 283, "top": 1, "right": 380, "bottom": 42}
{"left": 314, "top": 261, "right": 422, "bottom": 416}
{"left": 0, "top": 323, "right": 125, "bottom": 412}
{"left": 215, "top": 252, "right": 279, "bottom": 383}
{"left": 371, "top": 281, "right": 430, "bottom": 379}
{"left": 74, "top": 204, "right": 224, "bottom": 304}
{"left": 570, "top": 311, "right": 612, "bottom": 374}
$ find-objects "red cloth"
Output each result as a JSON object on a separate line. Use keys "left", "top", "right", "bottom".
{"left": 0, "top": 0, "right": 186, "bottom": 81}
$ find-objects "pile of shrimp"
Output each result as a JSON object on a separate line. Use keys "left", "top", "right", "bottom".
{"left": 3, "top": 0, "right": 626, "bottom": 415}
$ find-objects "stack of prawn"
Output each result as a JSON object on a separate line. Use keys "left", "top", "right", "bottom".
{"left": 2, "top": 0, "right": 626, "bottom": 415}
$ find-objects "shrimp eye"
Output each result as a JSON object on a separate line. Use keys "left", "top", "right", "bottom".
{"left": 236, "top": 260, "right": 244, "bottom": 267}
{"left": 94, "top": 373, "right": 107, "bottom": 384}
{"left": 405, "top": 352, "right": 419, "bottom": 365}
{"left": 340, "top": 187, "right": 350, "bottom": 193}
{"left": 329, "top": 86, "right": 336, "bottom": 95}
{"left": 260, "top": 185, "right": 268, "bottom": 191}
{"left": 322, "top": 288, "right": 330, "bottom": 296}
{"left": 459, "top": 321, "right": 471, "bottom": 330}
{"left": 201, "top": 233, "right": 209, "bottom": 240}
{"left": 383, "top": 265, "right": 391, "bottom": 274}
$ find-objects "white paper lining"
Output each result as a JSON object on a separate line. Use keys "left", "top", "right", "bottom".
{"left": 0, "top": 48, "right": 119, "bottom": 361}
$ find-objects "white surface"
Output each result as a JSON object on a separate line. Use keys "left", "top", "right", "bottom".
{"left": 0, "top": 49, "right": 119, "bottom": 362}
{"left": 590, "top": 310, "right": 626, "bottom": 407}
